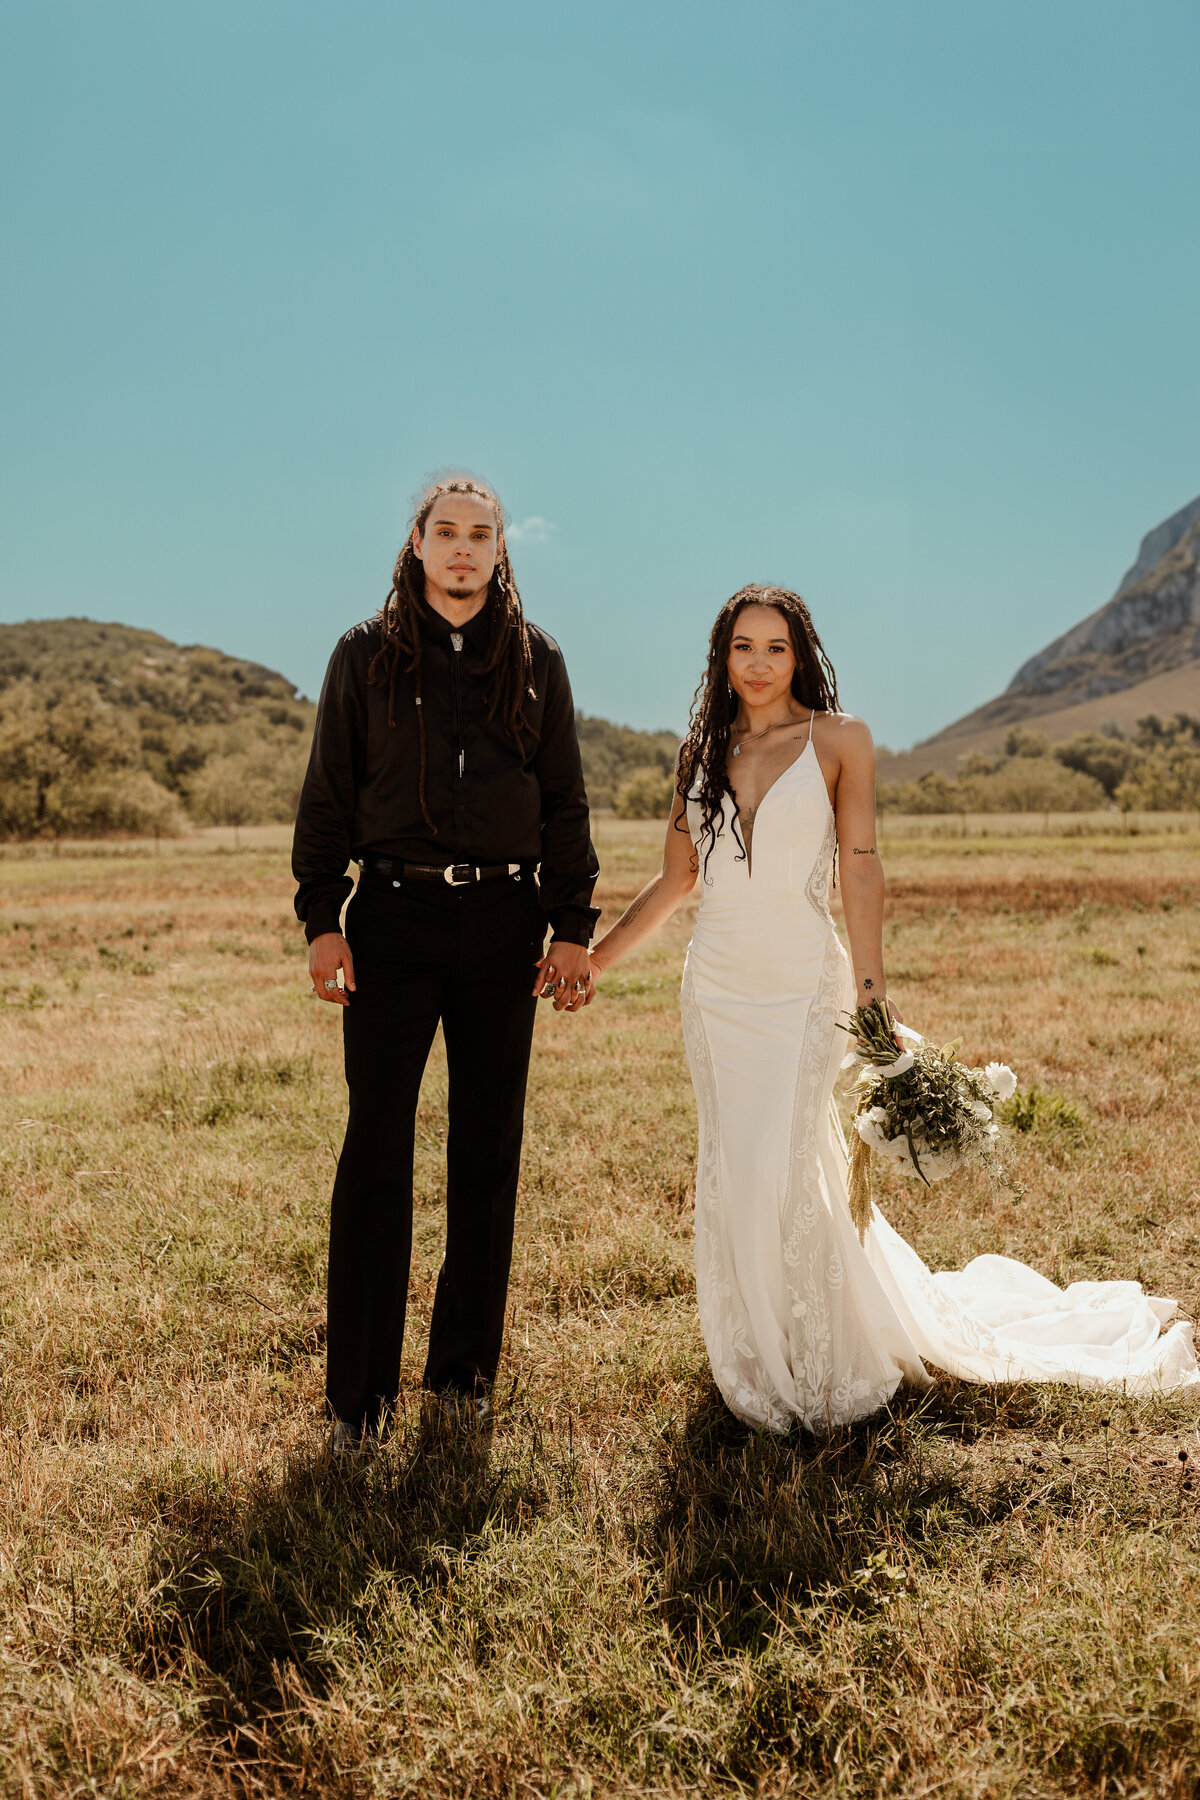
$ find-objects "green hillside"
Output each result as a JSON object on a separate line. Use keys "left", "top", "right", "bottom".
{"left": 0, "top": 618, "right": 315, "bottom": 838}
{"left": 575, "top": 712, "right": 680, "bottom": 812}
{"left": 0, "top": 618, "right": 681, "bottom": 837}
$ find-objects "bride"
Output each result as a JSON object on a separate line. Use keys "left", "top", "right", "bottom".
{"left": 589, "top": 586, "right": 1199, "bottom": 1429}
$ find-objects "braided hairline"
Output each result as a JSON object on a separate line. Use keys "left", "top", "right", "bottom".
{"left": 367, "top": 475, "right": 536, "bottom": 833}
{"left": 676, "top": 584, "right": 841, "bottom": 878}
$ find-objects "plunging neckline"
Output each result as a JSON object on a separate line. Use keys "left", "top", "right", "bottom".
{"left": 730, "top": 736, "right": 817, "bottom": 876}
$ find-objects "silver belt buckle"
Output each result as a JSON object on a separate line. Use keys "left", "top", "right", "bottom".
{"left": 443, "top": 863, "right": 475, "bottom": 886}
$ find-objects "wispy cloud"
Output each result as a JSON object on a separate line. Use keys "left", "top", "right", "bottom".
{"left": 506, "top": 515, "right": 558, "bottom": 546}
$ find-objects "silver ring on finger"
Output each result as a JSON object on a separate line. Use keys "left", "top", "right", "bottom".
{"left": 323, "top": 978, "right": 339, "bottom": 990}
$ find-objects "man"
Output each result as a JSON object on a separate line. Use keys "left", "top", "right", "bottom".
{"left": 293, "top": 473, "right": 598, "bottom": 1450}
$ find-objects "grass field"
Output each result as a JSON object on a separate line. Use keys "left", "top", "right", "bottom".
{"left": 2, "top": 820, "right": 1199, "bottom": 1798}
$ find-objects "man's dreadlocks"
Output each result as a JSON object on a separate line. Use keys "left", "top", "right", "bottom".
{"left": 368, "top": 474, "right": 536, "bottom": 833}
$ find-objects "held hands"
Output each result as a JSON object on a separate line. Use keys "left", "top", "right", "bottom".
{"left": 310, "top": 932, "right": 356, "bottom": 1006}
{"left": 532, "top": 939, "right": 595, "bottom": 1013}
{"left": 310, "top": 932, "right": 595, "bottom": 1012}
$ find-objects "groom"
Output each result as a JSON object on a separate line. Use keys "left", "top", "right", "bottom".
{"left": 293, "top": 474, "right": 599, "bottom": 1448}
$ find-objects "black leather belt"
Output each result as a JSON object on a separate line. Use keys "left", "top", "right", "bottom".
{"left": 359, "top": 855, "right": 528, "bottom": 887}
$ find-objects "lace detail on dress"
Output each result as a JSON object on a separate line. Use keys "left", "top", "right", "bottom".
{"left": 773, "top": 805, "right": 903, "bottom": 1428}
{"left": 777, "top": 927, "right": 897, "bottom": 1429}
{"left": 682, "top": 959, "right": 778, "bottom": 1427}
{"left": 804, "top": 804, "right": 837, "bottom": 929}
{"left": 777, "top": 927, "right": 844, "bottom": 1424}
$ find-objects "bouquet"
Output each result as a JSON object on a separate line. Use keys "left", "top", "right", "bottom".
{"left": 839, "top": 998, "right": 1017, "bottom": 1241}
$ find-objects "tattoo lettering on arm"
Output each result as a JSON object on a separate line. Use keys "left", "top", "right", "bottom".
{"left": 851, "top": 847, "right": 877, "bottom": 855}
{"left": 618, "top": 891, "right": 652, "bottom": 932}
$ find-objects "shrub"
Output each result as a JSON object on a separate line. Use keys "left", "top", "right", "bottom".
{"left": 1115, "top": 745, "right": 1200, "bottom": 812}
{"left": 880, "top": 771, "right": 964, "bottom": 814}
{"left": 1004, "top": 726, "right": 1051, "bottom": 758}
{"left": 1133, "top": 711, "right": 1200, "bottom": 749}
{"left": 188, "top": 744, "right": 308, "bottom": 827}
{"left": 964, "top": 757, "right": 1106, "bottom": 813}
{"left": 46, "top": 769, "right": 185, "bottom": 838}
{"left": 880, "top": 759, "right": 1106, "bottom": 815}
{"left": 957, "top": 749, "right": 1003, "bottom": 777}
{"left": 1001, "top": 1085, "right": 1087, "bottom": 1139}
{"left": 1053, "top": 731, "right": 1144, "bottom": 799}
{"left": 614, "top": 767, "right": 676, "bottom": 820}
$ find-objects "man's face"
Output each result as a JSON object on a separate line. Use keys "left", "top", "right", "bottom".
{"left": 412, "top": 493, "right": 502, "bottom": 602}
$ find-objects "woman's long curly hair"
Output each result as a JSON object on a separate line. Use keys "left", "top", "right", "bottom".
{"left": 677, "top": 584, "right": 841, "bottom": 876}
{"left": 368, "top": 473, "right": 535, "bottom": 833}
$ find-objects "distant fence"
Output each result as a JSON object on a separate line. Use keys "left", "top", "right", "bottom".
{"left": 0, "top": 823, "right": 296, "bottom": 860}
{"left": 876, "top": 810, "right": 1200, "bottom": 839}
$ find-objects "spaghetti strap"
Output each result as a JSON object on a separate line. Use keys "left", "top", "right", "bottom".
{"left": 806, "top": 710, "right": 816, "bottom": 747}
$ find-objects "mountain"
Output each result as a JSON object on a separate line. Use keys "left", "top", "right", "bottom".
{"left": 0, "top": 617, "right": 679, "bottom": 836}
{"left": 880, "top": 498, "right": 1200, "bottom": 780}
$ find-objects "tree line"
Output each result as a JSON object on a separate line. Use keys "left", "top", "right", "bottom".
{"left": 9, "top": 620, "right": 1190, "bottom": 835}
{"left": 878, "top": 715, "right": 1200, "bottom": 814}
{"left": 0, "top": 620, "right": 685, "bottom": 838}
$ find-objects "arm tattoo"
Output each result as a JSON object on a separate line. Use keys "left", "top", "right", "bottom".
{"left": 851, "top": 847, "right": 876, "bottom": 855}
{"left": 863, "top": 978, "right": 875, "bottom": 990}
{"left": 618, "top": 891, "right": 653, "bottom": 931}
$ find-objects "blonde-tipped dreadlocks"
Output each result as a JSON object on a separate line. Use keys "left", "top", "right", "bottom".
{"left": 368, "top": 474, "right": 536, "bottom": 833}
{"left": 677, "top": 584, "right": 840, "bottom": 878}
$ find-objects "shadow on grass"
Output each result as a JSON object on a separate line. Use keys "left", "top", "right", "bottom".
{"left": 642, "top": 1374, "right": 1081, "bottom": 1655}
{"left": 130, "top": 1402, "right": 548, "bottom": 1743}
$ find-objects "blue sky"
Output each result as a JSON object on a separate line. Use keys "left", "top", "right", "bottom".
{"left": 2, "top": 1, "right": 1197, "bottom": 748}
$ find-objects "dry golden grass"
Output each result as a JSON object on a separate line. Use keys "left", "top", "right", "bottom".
{"left": 2, "top": 820, "right": 1200, "bottom": 1797}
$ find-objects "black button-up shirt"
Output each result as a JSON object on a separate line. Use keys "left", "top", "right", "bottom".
{"left": 292, "top": 605, "right": 600, "bottom": 947}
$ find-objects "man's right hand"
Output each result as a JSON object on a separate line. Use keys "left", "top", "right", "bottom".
{"left": 309, "top": 932, "right": 356, "bottom": 1006}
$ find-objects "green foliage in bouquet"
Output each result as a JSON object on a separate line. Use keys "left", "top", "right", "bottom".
{"left": 839, "top": 999, "right": 1016, "bottom": 1241}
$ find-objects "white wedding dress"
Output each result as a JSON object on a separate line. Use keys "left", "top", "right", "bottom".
{"left": 681, "top": 731, "right": 1200, "bottom": 1431}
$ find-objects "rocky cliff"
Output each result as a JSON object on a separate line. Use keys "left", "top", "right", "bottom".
{"left": 878, "top": 496, "right": 1200, "bottom": 779}
{"left": 1005, "top": 505, "right": 1200, "bottom": 706}
{"left": 1112, "top": 494, "right": 1200, "bottom": 598}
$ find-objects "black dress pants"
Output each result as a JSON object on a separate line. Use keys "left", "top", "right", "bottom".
{"left": 326, "top": 868, "right": 544, "bottom": 1429}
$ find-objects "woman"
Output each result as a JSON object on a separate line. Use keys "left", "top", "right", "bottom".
{"left": 589, "top": 586, "right": 1199, "bottom": 1429}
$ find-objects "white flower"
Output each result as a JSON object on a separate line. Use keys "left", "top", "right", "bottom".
{"left": 854, "top": 1106, "right": 892, "bottom": 1151}
{"left": 906, "top": 1138, "right": 960, "bottom": 1182}
{"left": 968, "top": 1098, "right": 993, "bottom": 1121}
{"left": 873, "top": 1050, "right": 914, "bottom": 1079}
{"left": 984, "top": 1062, "right": 1017, "bottom": 1101}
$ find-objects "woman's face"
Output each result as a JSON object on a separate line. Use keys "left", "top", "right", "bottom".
{"left": 726, "top": 604, "right": 797, "bottom": 710}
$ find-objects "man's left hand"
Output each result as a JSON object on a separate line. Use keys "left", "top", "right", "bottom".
{"left": 533, "top": 940, "right": 594, "bottom": 1012}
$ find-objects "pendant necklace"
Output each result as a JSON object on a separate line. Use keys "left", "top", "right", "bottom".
{"left": 731, "top": 716, "right": 805, "bottom": 757}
